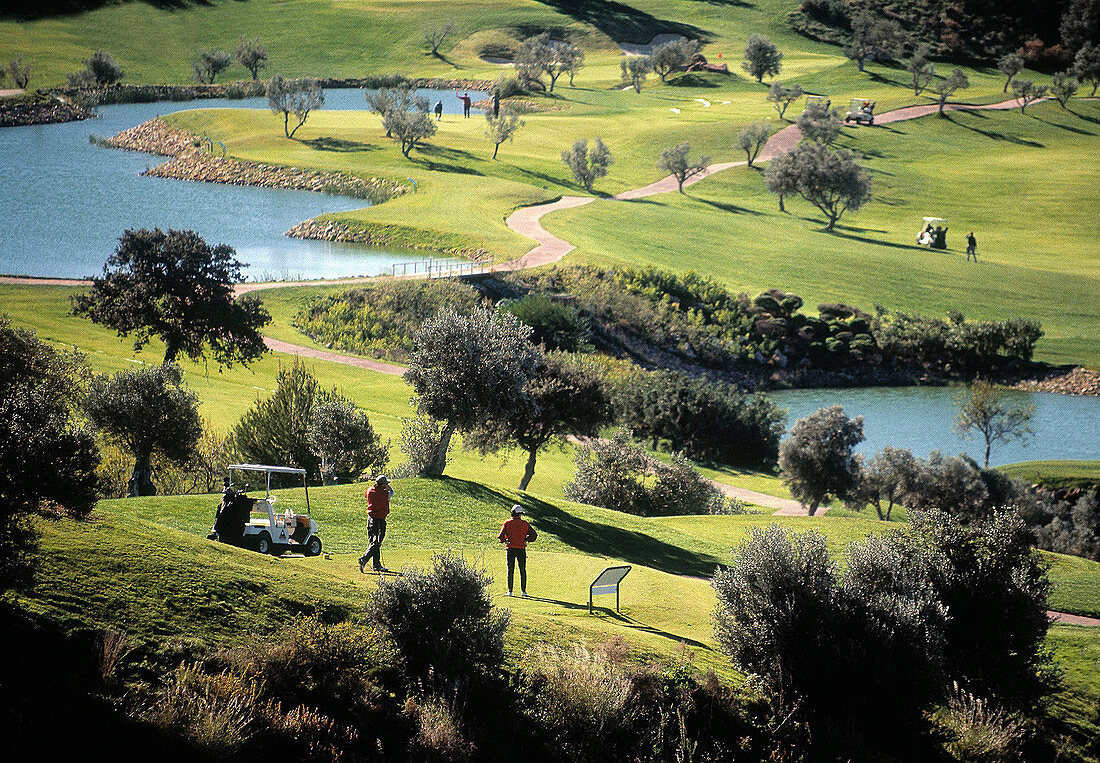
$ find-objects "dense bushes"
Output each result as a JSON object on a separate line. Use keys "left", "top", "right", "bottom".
{"left": 294, "top": 280, "right": 485, "bottom": 361}
{"left": 614, "top": 369, "right": 785, "bottom": 467}
{"left": 564, "top": 429, "right": 737, "bottom": 516}
{"left": 713, "top": 509, "right": 1054, "bottom": 758}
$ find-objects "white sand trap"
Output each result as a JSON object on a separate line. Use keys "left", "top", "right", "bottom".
{"left": 721, "top": 100, "right": 732, "bottom": 105}
{"left": 619, "top": 33, "right": 681, "bottom": 56}
{"left": 695, "top": 98, "right": 711, "bottom": 107}
{"left": 670, "top": 107, "right": 681, "bottom": 113}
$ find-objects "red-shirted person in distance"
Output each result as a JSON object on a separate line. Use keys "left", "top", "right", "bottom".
{"left": 358, "top": 475, "right": 393, "bottom": 573}
{"left": 498, "top": 503, "right": 537, "bottom": 597}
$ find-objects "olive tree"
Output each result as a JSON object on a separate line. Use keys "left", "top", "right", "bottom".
{"left": 848, "top": 446, "right": 921, "bottom": 520}
{"left": 404, "top": 307, "right": 541, "bottom": 477}
{"left": 561, "top": 137, "right": 613, "bottom": 192}
{"left": 424, "top": 19, "right": 456, "bottom": 56}
{"left": 76, "top": 50, "right": 124, "bottom": 86}
{"left": 384, "top": 99, "right": 437, "bottom": 157}
{"left": 7, "top": 56, "right": 30, "bottom": 89}
{"left": 931, "top": 67, "right": 970, "bottom": 115}
{"left": 367, "top": 86, "right": 426, "bottom": 138}
{"left": 736, "top": 122, "right": 772, "bottom": 166}
{"left": 768, "top": 142, "right": 871, "bottom": 230}
{"left": 620, "top": 54, "right": 651, "bottom": 93}
{"left": 763, "top": 146, "right": 799, "bottom": 212}
{"left": 845, "top": 10, "right": 904, "bottom": 72}
{"left": 266, "top": 75, "right": 325, "bottom": 138}
{"left": 308, "top": 394, "right": 389, "bottom": 485}
{"left": 998, "top": 52, "right": 1025, "bottom": 93}
{"left": 517, "top": 33, "right": 582, "bottom": 93}
{"left": 1011, "top": 79, "right": 1048, "bottom": 113}
{"left": 1, "top": 317, "right": 99, "bottom": 587}
{"left": 1073, "top": 42, "right": 1100, "bottom": 96}
{"left": 651, "top": 37, "right": 700, "bottom": 81}
{"left": 83, "top": 364, "right": 201, "bottom": 497}
{"left": 657, "top": 143, "right": 710, "bottom": 192}
{"left": 193, "top": 50, "right": 232, "bottom": 84}
{"left": 796, "top": 99, "right": 842, "bottom": 144}
{"left": 953, "top": 380, "right": 1034, "bottom": 467}
{"left": 766, "top": 81, "right": 804, "bottom": 120}
{"left": 742, "top": 34, "right": 782, "bottom": 83}
{"left": 906, "top": 46, "right": 935, "bottom": 96}
{"left": 235, "top": 36, "right": 268, "bottom": 80}
{"left": 778, "top": 405, "right": 865, "bottom": 515}
{"left": 485, "top": 106, "right": 524, "bottom": 159}
{"left": 466, "top": 353, "right": 611, "bottom": 491}
{"left": 72, "top": 228, "right": 270, "bottom": 368}
{"left": 1050, "top": 71, "right": 1080, "bottom": 107}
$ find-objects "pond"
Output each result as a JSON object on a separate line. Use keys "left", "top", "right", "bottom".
{"left": 767, "top": 385, "right": 1100, "bottom": 467}
{"left": 0, "top": 89, "right": 471, "bottom": 281}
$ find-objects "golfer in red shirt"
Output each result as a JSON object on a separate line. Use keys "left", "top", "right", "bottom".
{"left": 498, "top": 503, "right": 537, "bottom": 597}
{"left": 358, "top": 475, "right": 393, "bottom": 573}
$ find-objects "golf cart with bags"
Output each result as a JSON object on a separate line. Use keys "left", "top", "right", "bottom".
{"left": 803, "top": 94, "right": 832, "bottom": 113}
{"left": 208, "top": 464, "right": 322, "bottom": 557}
{"left": 844, "top": 98, "right": 876, "bottom": 125}
{"left": 917, "top": 217, "right": 948, "bottom": 249}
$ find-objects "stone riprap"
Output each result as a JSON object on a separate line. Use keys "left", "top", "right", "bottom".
{"left": 1013, "top": 367, "right": 1100, "bottom": 396}
{"left": 0, "top": 94, "right": 91, "bottom": 127}
{"left": 106, "top": 118, "right": 407, "bottom": 203}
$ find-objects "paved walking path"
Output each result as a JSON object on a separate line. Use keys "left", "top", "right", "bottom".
{"left": 1048, "top": 611, "right": 1100, "bottom": 626}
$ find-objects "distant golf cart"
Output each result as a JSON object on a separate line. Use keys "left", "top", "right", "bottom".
{"left": 208, "top": 464, "right": 322, "bottom": 557}
{"left": 844, "top": 98, "right": 876, "bottom": 125}
{"left": 804, "top": 94, "right": 832, "bottom": 112}
{"left": 917, "top": 217, "right": 949, "bottom": 249}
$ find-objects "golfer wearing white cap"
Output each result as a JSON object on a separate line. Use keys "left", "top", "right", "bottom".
{"left": 497, "top": 503, "right": 537, "bottom": 597}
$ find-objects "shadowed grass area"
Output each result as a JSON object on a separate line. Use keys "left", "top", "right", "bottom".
{"left": 1000, "top": 460, "right": 1100, "bottom": 489}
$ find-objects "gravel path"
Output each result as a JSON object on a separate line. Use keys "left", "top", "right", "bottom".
{"left": 713, "top": 481, "right": 819, "bottom": 515}
{"left": 1048, "top": 610, "right": 1100, "bottom": 626}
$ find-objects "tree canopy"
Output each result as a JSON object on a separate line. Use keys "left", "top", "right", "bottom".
{"left": 779, "top": 405, "right": 865, "bottom": 514}
{"left": 83, "top": 363, "right": 201, "bottom": 497}
{"left": 72, "top": 228, "right": 270, "bottom": 368}
{"left": 742, "top": 34, "right": 782, "bottom": 82}
{"left": 266, "top": 75, "right": 325, "bottom": 138}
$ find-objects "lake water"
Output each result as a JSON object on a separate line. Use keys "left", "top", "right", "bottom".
{"left": 767, "top": 385, "right": 1100, "bottom": 467}
{"left": 0, "top": 89, "right": 469, "bottom": 281}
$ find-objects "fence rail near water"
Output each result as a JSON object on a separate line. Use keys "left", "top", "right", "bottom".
{"left": 389, "top": 256, "right": 495, "bottom": 279}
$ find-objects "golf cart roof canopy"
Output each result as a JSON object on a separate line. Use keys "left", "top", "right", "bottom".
{"left": 922, "top": 217, "right": 947, "bottom": 224}
{"left": 229, "top": 464, "right": 307, "bottom": 476}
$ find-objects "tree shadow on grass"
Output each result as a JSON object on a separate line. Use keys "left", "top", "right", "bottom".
{"left": 302, "top": 137, "right": 381, "bottom": 153}
{"left": 1032, "top": 115, "right": 1098, "bottom": 136}
{"left": 536, "top": 0, "right": 711, "bottom": 44}
{"left": 1068, "top": 106, "right": 1100, "bottom": 125}
{"left": 440, "top": 477, "right": 722, "bottom": 577}
{"left": 824, "top": 226, "right": 936, "bottom": 252}
{"left": 944, "top": 112, "right": 1045, "bottom": 147}
{"left": 520, "top": 596, "right": 715, "bottom": 650}
{"left": 414, "top": 144, "right": 485, "bottom": 175}
{"left": 514, "top": 166, "right": 573, "bottom": 190}
{"left": 696, "top": 198, "right": 765, "bottom": 216}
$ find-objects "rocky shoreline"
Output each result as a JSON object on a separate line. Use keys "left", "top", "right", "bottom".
{"left": 105, "top": 119, "right": 407, "bottom": 203}
{"left": 1011, "top": 367, "right": 1100, "bottom": 396}
{"left": 0, "top": 93, "right": 91, "bottom": 127}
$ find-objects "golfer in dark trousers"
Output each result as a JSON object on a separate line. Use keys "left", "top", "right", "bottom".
{"left": 498, "top": 503, "right": 536, "bottom": 597}
{"left": 359, "top": 475, "right": 393, "bottom": 572}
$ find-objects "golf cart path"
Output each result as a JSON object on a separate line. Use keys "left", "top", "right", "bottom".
{"left": 494, "top": 96, "right": 1033, "bottom": 269}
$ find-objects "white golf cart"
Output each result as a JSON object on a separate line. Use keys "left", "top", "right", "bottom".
{"left": 917, "top": 217, "right": 948, "bottom": 249}
{"left": 804, "top": 94, "right": 832, "bottom": 113}
{"left": 221, "top": 464, "right": 323, "bottom": 557}
{"left": 844, "top": 98, "right": 875, "bottom": 125}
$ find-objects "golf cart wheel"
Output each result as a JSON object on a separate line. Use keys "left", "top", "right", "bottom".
{"left": 257, "top": 531, "right": 272, "bottom": 555}
{"left": 304, "top": 536, "right": 322, "bottom": 557}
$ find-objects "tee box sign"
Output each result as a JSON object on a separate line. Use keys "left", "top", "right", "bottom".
{"left": 589, "top": 565, "right": 631, "bottom": 613}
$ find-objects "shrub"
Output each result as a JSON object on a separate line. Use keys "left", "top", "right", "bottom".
{"left": 146, "top": 662, "right": 258, "bottom": 757}
{"left": 294, "top": 280, "right": 485, "bottom": 361}
{"left": 778, "top": 405, "right": 865, "bottom": 515}
{"left": 366, "top": 552, "right": 509, "bottom": 691}
{"left": 522, "top": 642, "right": 632, "bottom": 743}
{"left": 564, "top": 430, "right": 729, "bottom": 516}
{"left": 500, "top": 293, "right": 591, "bottom": 351}
{"left": 309, "top": 394, "right": 389, "bottom": 484}
{"left": 940, "top": 682, "right": 1028, "bottom": 762}
{"left": 393, "top": 415, "right": 451, "bottom": 478}
{"left": 405, "top": 695, "right": 472, "bottom": 761}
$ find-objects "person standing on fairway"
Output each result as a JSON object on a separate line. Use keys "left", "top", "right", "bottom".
{"left": 434, "top": 99, "right": 443, "bottom": 120}
{"left": 456, "top": 91, "right": 472, "bottom": 118}
{"left": 498, "top": 503, "right": 537, "bottom": 597}
{"left": 359, "top": 475, "right": 393, "bottom": 573}
{"left": 966, "top": 231, "right": 978, "bottom": 262}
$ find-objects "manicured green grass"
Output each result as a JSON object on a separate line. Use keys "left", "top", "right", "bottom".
{"left": 1000, "top": 460, "right": 1100, "bottom": 489}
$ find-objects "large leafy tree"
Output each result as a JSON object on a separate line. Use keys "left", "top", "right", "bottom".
{"left": 83, "top": 363, "right": 202, "bottom": 497}
{"left": 404, "top": 307, "right": 540, "bottom": 477}
{"left": 779, "top": 405, "right": 865, "bottom": 515}
{"left": 266, "top": 75, "right": 325, "bottom": 138}
{"left": 72, "top": 228, "right": 270, "bottom": 367}
{"left": 308, "top": 394, "right": 389, "bottom": 485}
{"left": 657, "top": 143, "right": 710, "bottom": 193}
{"left": 0, "top": 317, "right": 99, "bottom": 587}
{"left": 770, "top": 143, "right": 872, "bottom": 230}
{"left": 466, "top": 353, "right": 612, "bottom": 491}
{"left": 742, "top": 34, "right": 782, "bottom": 82}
